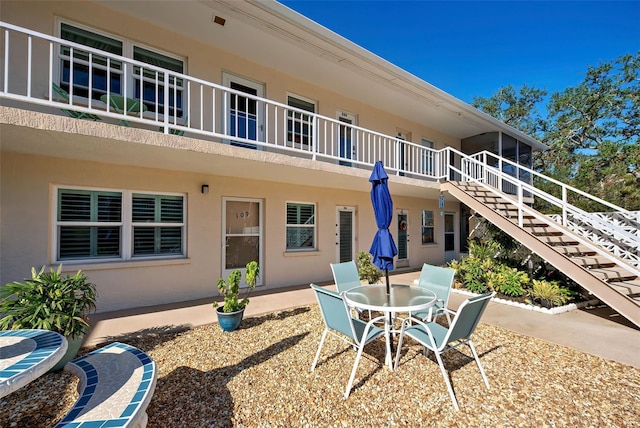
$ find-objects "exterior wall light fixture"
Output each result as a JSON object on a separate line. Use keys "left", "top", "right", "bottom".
{"left": 201, "top": 184, "right": 209, "bottom": 194}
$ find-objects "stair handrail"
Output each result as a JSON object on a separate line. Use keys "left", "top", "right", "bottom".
{"left": 457, "top": 149, "right": 640, "bottom": 251}
{"left": 446, "top": 147, "right": 640, "bottom": 276}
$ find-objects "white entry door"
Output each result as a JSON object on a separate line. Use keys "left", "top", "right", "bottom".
{"left": 222, "top": 73, "right": 265, "bottom": 149}
{"left": 336, "top": 206, "right": 355, "bottom": 262}
{"left": 222, "top": 197, "right": 263, "bottom": 286}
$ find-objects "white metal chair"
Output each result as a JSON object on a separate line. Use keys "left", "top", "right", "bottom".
{"left": 310, "top": 284, "right": 386, "bottom": 398}
{"left": 394, "top": 292, "right": 495, "bottom": 411}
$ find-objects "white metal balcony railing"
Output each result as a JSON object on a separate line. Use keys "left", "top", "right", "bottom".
{"left": 2, "top": 21, "right": 639, "bottom": 270}
{"left": 0, "top": 21, "right": 448, "bottom": 180}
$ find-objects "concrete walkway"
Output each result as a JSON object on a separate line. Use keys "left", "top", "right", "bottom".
{"left": 85, "top": 270, "right": 640, "bottom": 369}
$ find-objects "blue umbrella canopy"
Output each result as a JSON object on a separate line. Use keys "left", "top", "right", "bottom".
{"left": 369, "top": 161, "right": 398, "bottom": 289}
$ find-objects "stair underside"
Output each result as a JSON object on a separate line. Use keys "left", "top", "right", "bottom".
{"left": 442, "top": 181, "right": 640, "bottom": 328}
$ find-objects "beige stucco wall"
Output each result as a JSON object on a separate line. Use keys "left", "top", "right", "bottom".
{"left": 1, "top": 150, "right": 453, "bottom": 312}
{"left": 0, "top": 1, "right": 461, "bottom": 312}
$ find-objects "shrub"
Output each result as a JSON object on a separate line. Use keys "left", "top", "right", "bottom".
{"left": 487, "top": 264, "right": 529, "bottom": 297}
{"left": 356, "top": 251, "right": 382, "bottom": 284}
{"left": 528, "top": 279, "right": 572, "bottom": 307}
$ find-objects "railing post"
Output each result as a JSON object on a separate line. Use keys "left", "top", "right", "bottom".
{"left": 163, "top": 70, "right": 170, "bottom": 133}
{"left": 518, "top": 182, "right": 524, "bottom": 227}
{"left": 562, "top": 186, "right": 568, "bottom": 226}
{"left": 312, "top": 115, "right": 318, "bottom": 161}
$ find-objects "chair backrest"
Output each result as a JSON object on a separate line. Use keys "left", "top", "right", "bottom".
{"left": 443, "top": 292, "right": 494, "bottom": 348}
{"left": 417, "top": 263, "right": 455, "bottom": 305}
{"left": 310, "top": 284, "right": 356, "bottom": 340}
{"left": 330, "top": 261, "right": 361, "bottom": 293}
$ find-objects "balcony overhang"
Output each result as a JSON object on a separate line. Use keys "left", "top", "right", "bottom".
{"left": 0, "top": 107, "right": 443, "bottom": 200}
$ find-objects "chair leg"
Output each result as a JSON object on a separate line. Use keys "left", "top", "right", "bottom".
{"left": 344, "top": 339, "right": 368, "bottom": 399}
{"left": 310, "top": 329, "right": 328, "bottom": 371}
{"left": 393, "top": 330, "right": 406, "bottom": 369}
{"left": 433, "top": 350, "right": 460, "bottom": 411}
{"left": 468, "top": 340, "right": 490, "bottom": 389}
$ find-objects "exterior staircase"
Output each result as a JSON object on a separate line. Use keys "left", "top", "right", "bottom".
{"left": 442, "top": 180, "right": 640, "bottom": 328}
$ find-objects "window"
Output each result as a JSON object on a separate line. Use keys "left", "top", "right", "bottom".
{"left": 132, "top": 193, "right": 184, "bottom": 256}
{"left": 421, "top": 138, "right": 435, "bottom": 176}
{"left": 287, "top": 95, "right": 316, "bottom": 146}
{"left": 422, "top": 210, "right": 435, "bottom": 244}
{"left": 59, "top": 21, "right": 185, "bottom": 117}
{"left": 286, "top": 203, "right": 316, "bottom": 251}
{"left": 56, "top": 187, "right": 185, "bottom": 262}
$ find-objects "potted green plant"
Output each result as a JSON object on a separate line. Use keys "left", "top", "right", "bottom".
{"left": 0, "top": 264, "right": 97, "bottom": 370}
{"left": 214, "top": 261, "right": 260, "bottom": 332}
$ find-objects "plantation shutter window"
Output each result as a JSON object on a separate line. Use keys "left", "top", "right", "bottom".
{"left": 55, "top": 188, "right": 186, "bottom": 263}
{"left": 57, "top": 189, "right": 122, "bottom": 259}
{"left": 286, "top": 203, "right": 316, "bottom": 251}
{"left": 132, "top": 194, "right": 185, "bottom": 256}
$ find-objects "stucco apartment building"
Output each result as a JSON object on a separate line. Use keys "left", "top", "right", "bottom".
{"left": 0, "top": 1, "right": 545, "bottom": 313}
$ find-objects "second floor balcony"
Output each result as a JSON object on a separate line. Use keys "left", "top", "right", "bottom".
{"left": 0, "top": 20, "right": 546, "bottom": 190}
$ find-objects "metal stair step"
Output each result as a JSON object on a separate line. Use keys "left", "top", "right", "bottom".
{"left": 523, "top": 225, "right": 563, "bottom": 236}
{"left": 537, "top": 235, "right": 581, "bottom": 245}
{"left": 554, "top": 245, "right": 597, "bottom": 256}
{"left": 607, "top": 280, "right": 640, "bottom": 299}
{"left": 588, "top": 267, "right": 639, "bottom": 283}
{"left": 569, "top": 255, "right": 617, "bottom": 269}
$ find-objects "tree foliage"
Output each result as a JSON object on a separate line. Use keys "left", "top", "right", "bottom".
{"left": 473, "top": 51, "right": 640, "bottom": 211}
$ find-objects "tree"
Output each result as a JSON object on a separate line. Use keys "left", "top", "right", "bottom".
{"left": 473, "top": 52, "right": 640, "bottom": 211}
{"left": 472, "top": 84, "right": 547, "bottom": 138}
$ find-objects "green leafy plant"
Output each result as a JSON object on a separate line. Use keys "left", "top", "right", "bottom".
{"left": 0, "top": 265, "right": 97, "bottom": 339}
{"left": 528, "top": 279, "right": 572, "bottom": 307}
{"left": 356, "top": 251, "right": 382, "bottom": 284}
{"left": 214, "top": 261, "right": 260, "bottom": 313}
{"left": 487, "top": 264, "right": 530, "bottom": 297}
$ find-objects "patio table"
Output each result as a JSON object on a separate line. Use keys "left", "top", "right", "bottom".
{"left": 344, "top": 284, "right": 436, "bottom": 369}
{"left": 0, "top": 329, "right": 68, "bottom": 398}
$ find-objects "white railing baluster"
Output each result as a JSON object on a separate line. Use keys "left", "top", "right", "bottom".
{"left": 48, "top": 41, "right": 53, "bottom": 102}
{"left": 27, "top": 35, "right": 31, "bottom": 97}
{"left": 3, "top": 29, "right": 9, "bottom": 93}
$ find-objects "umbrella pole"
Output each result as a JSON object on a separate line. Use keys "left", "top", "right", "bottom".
{"left": 385, "top": 269, "right": 390, "bottom": 295}
{"left": 385, "top": 268, "right": 394, "bottom": 357}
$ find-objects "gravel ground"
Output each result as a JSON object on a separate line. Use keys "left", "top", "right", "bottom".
{"left": 1, "top": 305, "right": 639, "bottom": 427}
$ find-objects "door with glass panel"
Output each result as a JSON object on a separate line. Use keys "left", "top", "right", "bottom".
{"left": 338, "top": 111, "right": 357, "bottom": 166}
{"left": 336, "top": 206, "right": 355, "bottom": 262}
{"left": 222, "top": 73, "right": 264, "bottom": 149}
{"left": 444, "top": 212, "right": 456, "bottom": 262}
{"left": 222, "top": 198, "right": 263, "bottom": 286}
{"left": 396, "top": 209, "right": 409, "bottom": 267}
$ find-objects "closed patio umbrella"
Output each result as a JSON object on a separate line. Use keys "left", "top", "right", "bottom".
{"left": 369, "top": 161, "right": 398, "bottom": 295}
{"left": 369, "top": 161, "right": 398, "bottom": 354}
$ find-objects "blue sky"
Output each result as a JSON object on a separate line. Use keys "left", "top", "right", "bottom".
{"left": 279, "top": 1, "right": 640, "bottom": 104}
